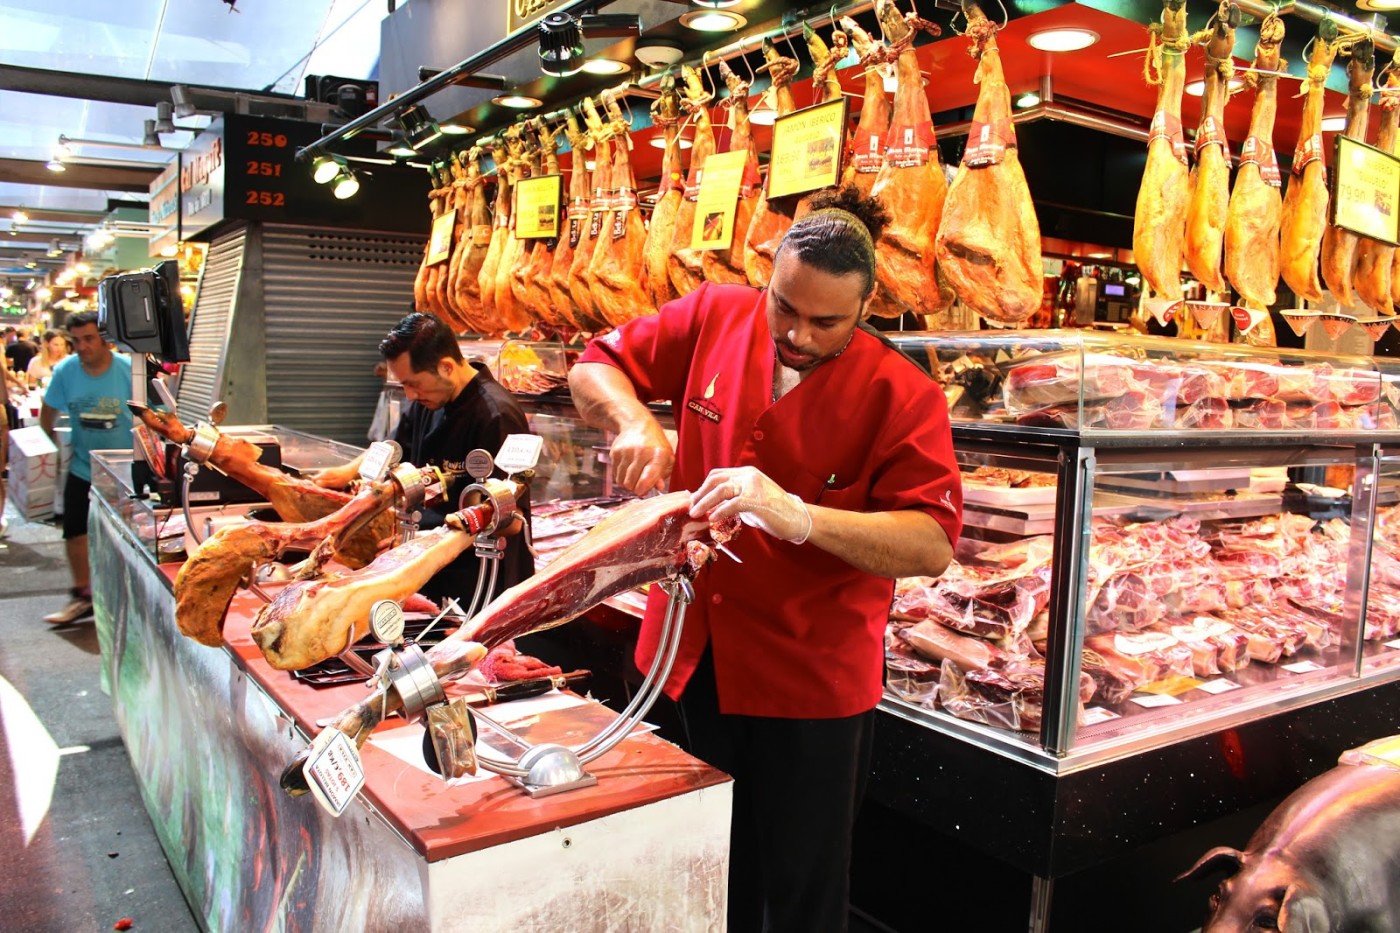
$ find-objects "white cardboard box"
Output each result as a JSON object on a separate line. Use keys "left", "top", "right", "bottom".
{"left": 8, "top": 426, "right": 58, "bottom": 520}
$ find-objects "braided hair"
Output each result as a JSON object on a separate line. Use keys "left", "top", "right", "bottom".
{"left": 773, "top": 186, "right": 891, "bottom": 295}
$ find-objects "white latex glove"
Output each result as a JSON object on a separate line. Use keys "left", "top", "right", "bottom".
{"left": 690, "top": 466, "right": 812, "bottom": 544}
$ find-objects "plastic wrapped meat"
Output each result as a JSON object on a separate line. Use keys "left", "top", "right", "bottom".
{"left": 1198, "top": 362, "right": 1282, "bottom": 401}
{"left": 938, "top": 658, "right": 1095, "bottom": 733}
{"left": 1270, "top": 601, "right": 1342, "bottom": 649}
{"left": 1218, "top": 611, "right": 1307, "bottom": 661}
{"left": 1014, "top": 404, "right": 1096, "bottom": 429}
{"left": 1164, "top": 617, "right": 1252, "bottom": 676}
{"left": 1003, "top": 353, "right": 1138, "bottom": 407}
{"left": 1088, "top": 571, "right": 1165, "bottom": 634}
{"left": 1327, "top": 368, "right": 1381, "bottom": 406}
{"left": 1085, "top": 632, "right": 1193, "bottom": 685}
{"left": 1130, "top": 361, "right": 1228, "bottom": 407}
{"left": 920, "top": 570, "right": 1051, "bottom": 639}
{"left": 1232, "top": 398, "right": 1289, "bottom": 429}
{"left": 1175, "top": 396, "right": 1234, "bottom": 429}
{"left": 1363, "top": 586, "right": 1400, "bottom": 640}
{"left": 1275, "top": 364, "right": 1334, "bottom": 403}
{"left": 1103, "top": 390, "right": 1166, "bottom": 430}
{"left": 898, "top": 619, "right": 1007, "bottom": 671}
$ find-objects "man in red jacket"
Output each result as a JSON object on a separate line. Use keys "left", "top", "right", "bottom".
{"left": 569, "top": 188, "right": 962, "bottom": 932}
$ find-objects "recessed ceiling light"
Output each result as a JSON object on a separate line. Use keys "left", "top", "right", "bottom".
{"left": 440, "top": 122, "right": 473, "bottom": 135}
{"left": 1184, "top": 76, "right": 1246, "bottom": 96}
{"left": 493, "top": 94, "right": 543, "bottom": 109}
{"left": 585, "top": 160, "right": 596, "bottom": 171}
{"left": 1357, "top": 0, "right": 1400, "bottom": 10}
{"left": 635, "top": 40, "right": 685, "bottom": 68}
{"left": 1027, "top": 28, "right": 1099, "bottom": 52}
{"left": 690, "top": 0, "right": 742, "bottom": 7}
{"left": 1321, "top": 115, "right": 1348, "bottom": 132}
{"left": 679, "top": 9, "right": 746, "bottom": 31}
{"left": 45, "top": 159, "right": 65, "bottom": 173}
{"left": 12, "top": 211, "right": 28, "bottom": 224}
{"left": 649, "top": 135, "right": 694, "bottom": 149}
{"left": 582, "top": 58, "right": 631, "bottom": 76}
{"left": 1016, "top": 92, "right": 1041, "bottom": 108}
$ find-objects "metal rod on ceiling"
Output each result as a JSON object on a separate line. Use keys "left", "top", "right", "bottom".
{"left": 58, "top": 135, "right": 179, "bottom": 154}
{"left": 937, "top": 101, "right": 1150, "bottom": 143}
{"left": 1235, "top": 0, "right": 1396, "bottom": 54}
{"left": 295, "top": 0, "right": 603, "bottom": 160}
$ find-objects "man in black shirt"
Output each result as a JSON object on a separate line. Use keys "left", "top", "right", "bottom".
{"left": 5, "top": 329, "right": 38, "bottom": 378}
{"left": 317, "top": 313, "right": 534, "bottom": 604}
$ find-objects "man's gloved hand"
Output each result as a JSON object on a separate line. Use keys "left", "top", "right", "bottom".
{"left": 690, "top": 466, "right": 812, "bottom": 544}
{"left": 610, "top": 417, "right": 675, "bottom": 495}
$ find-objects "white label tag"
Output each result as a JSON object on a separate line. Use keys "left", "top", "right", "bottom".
{"left": 1385, "top": 638, "right": 1400, "bottom": 650}
{"left": 1130, "top": 693, "right": 1184, "bottom": 708}
{"left": 495, "top": 433, "right": 544, "bottom": 475}
{"left": 1282, "top": 660, "right": 1325, "bottom": 674}
{"left": 358, "top": 440, "right": 401, "bottom": 483}
{"left": 1081, "top": 706, "right": 1121, "bottom": 725}
{"left": 369, "top": 599, "right": 405, "bottom": 645}
{"left": 1194, "top": 678, "right": 1241, "bottom": 695}
{"left": 303, "top": 729, "right": 366, "bottom": 817}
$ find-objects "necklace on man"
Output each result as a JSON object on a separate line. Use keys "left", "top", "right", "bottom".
{"left": 771, "top": 331, "right": 855, "bottom": 403}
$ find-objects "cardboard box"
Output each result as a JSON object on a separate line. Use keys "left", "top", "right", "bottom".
{"left": 8, "top": 426, "right": 58, "bottom": 520}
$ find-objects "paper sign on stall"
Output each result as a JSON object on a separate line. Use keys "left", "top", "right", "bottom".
{"left": 304, "top": 728, "right": 366, "bottom": 817}
{"left": 691, "top": 149, "right": 749, "bottom": 251}
{"left": 1330, "top": 135, "right": 1400, "bottom": 245}
{"left": 513, "top": 174, "right": 564, "bottom": 239}
{"left": 426, "top": 209, "right": 457, "bottom": 265}
{"left": 766, "top": 99, "right": 847, "bottom": 200}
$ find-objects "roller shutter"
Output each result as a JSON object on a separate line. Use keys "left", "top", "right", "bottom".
{"left": 176, "top": 227, "right": 246, "bottom": 422}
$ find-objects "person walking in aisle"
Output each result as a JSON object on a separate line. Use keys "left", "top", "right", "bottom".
{"left": 26, "top": 329, "right": 70, "bottom": 387}
{"left": 39, "top": 312, "right": 132, "bottom": 624}
{"left": 569, "top": 187, "right": 962, "bottom": 933}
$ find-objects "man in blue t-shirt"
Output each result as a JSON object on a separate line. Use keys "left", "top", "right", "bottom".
{"left": 40, "top": 311, "right": 133, "bottom": 625}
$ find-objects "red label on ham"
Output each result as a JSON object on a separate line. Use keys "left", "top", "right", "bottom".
{"left": 962, "top": 118, "right": 1016, "bottom": 168}
{"left": 851, "top": 132, "right": 885, "bottom": 174}
{"left": 884, "top": 121, "right": 936, "bottom": 168}
{"left": 1149, "top": 110, "right": 1189, "bottom": 166}
{"left": 1240, "top": 136, "right": 1282, "bottom": 188}
{"left": 1291, "top": 133, "right": 1326, "bottom": 176}
{"left": 1194, "top": 116, "right": 1228, "bottom": 158}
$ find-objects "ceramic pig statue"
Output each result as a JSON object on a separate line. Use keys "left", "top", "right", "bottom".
{"left": 1180, "top": 747, "right": 1400, "bottom": 932}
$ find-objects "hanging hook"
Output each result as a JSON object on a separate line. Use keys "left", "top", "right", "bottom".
{"left": 740, "top": 36, "right": 758, "bottom": 86}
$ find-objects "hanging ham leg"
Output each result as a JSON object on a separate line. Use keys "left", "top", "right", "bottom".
{"left": 432, "top": 155, "right": 465, "bottom": 327}
{"left": 495, "top": 124, "right": 536, "bottom": 334}
{"left": 1132, "top": 0, "right": 1191, "bottom": 307}
{"left": 1320, "top": 38, "right": 1376, "bottom": 308}
{"left": 841, "top": 18, "right": 892, "bottom": 198}
{"left": 570, "top": 99, "right": 612, "bottom": 331}
{"left": 934, "top": 2, "right": 1042, "bottom": 327}
{"left": 477, "top": 142, "right": 512, "bottom": 335}
{"left": 668, "top": 65, "right": 716, "bottom": 298}
{"left": 547, "top": 111, "right": 590, "bottom": 331}
{"left": 644, "top": 73, "right": 685, "bottom": 310}
{"left": 742, "top": 38, "right": 800, "bottom": 288}
{"left": 513, "top": 120, "right": 567, "bottom": 329}
{"left": 869, "top": 0, "right": 952, "bottom": 319}
{"left": 1281, "top": 24, "right": 1340, "bottom": 305}
{"left": 451, "top": 148, "right": 493, "bottom": 333}
{"left": 1352, "top": 52, "right": 1400, "bottom": 316}
{"left": 413, "top": 165, "right": 450, "bottom": 316}
{"left": 278, "top": 492, "right": 735, "bottom": 794}
{"left": 791, "top": 23, "right": 849, "bottom": 226}
{"left": 702, "top": 60, "right": 762, "bottom": 286}
{"left": 1224, "top": 10, "right": 1285, "bottom": 347}
{"left": 590, "top": 86, "right": 657, "bottom": 326}
{"left": 1184, "top": 2, "right": 1238, "bottom": 295}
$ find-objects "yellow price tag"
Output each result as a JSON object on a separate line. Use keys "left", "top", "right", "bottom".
{"left": 767, "top": 98, "right": 848, "bottom": 200}
{"left": 691, "top": 150, "right": 749, "bottom": 251}
{"left": 513, "top": 174, "right": 564, "bottom": 239}
{"left": 426, "top": 208, "right": 456, "bottom": 265}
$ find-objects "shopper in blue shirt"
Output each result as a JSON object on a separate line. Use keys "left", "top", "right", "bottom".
{"left": 40, "top": 311, "right": 133, "bottom": 624}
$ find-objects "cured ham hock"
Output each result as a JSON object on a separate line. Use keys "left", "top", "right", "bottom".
{"left": 278, "top": 493, "right": 737, "bottom": 795}
{"left": 1132, "top": 0, "right": 1191, "bottom": 306}
{"left": 1183, "top": 1, "right": 1238, "bottom": 294}
{"left": 1279, "top": 22, "right": 1340, "bottom": 304}
{"left": 1320, "top": 37, "right": 1376, "bottom": 307}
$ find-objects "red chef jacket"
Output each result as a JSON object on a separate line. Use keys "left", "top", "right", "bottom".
{"left": 579, "top": 281, "right": 962, "bottom": 717}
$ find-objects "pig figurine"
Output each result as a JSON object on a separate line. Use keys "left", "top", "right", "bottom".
{"left": 1180, "top": 760, "right": 1400, "bottom": 931}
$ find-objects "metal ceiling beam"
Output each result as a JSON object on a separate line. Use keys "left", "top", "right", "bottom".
{"left": 0, "top": 207, "right": 107, "bottom": 225}
{"left": 0, "top": 158, "right": 160, "bottom": 194}
{"left": 0, "top": 63, "right": 305, "bottom": 108}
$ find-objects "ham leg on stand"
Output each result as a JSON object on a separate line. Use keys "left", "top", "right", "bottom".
{"left": 451, "top": 147, "right": 493, "bottom": 333}
{"left": 547, "top": 110, "right": 590, "bottom": 331}
{"left": 1280, "top": 23, "right": 1340, "bottom": 305}
{"left": 569, "top": 99, "right": 612, "bottom": 331}
{"left": 1320, "top": 37, "right": 1375, "bottom": 308}
{"left": 1132, "top": 0, "right": 1192, "bottom": 321}
{"left": 742, "top": 38, "right": 800, "bottom": 288}
{"left": 667, "top": 65, "right": 716, "bottom": 298}
{"left": 1223, "top": 9, "right": 1285, "bottom": 347}
{"left": 869, "top": 0, "right": 952, "bottom": 320}
{"left": 1352, "top": 51, "right": 1400, "bottom": 316}
{"left": 644, "top": 73, "right": 685, "bottom": 310}
{"left": 841, "top": 17, "right": 892, "bottom": 198}
{"left": 934, "top": 2, "right": 1043, "bottom": 327}
{"left": 702, "top": 60, "right": 761, "bottom": 286}
{"left": 278, "top": 492, "right": 735, "bottom": 794}
{"left": 1184, "top": 1, "right": 1239, "bottom": 295}
{"left": 513, "top": 120, "right": 567, "bottom": 329}
{"left": 590, "top": 87, "right": 656, "bottom": 325}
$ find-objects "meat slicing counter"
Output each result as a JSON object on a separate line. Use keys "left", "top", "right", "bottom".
{"left": 86, "top": 426, "right": 730, "bottom": 933}
{"left": 857, "top": 331, "right": 1400, "bottom": 932}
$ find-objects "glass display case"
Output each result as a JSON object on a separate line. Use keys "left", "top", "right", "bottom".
{"left": 878, "top": 330, "right": 1400, "bottom": 768}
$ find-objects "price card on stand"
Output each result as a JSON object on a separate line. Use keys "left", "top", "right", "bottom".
{"left": 766, "top": 98, "right": 847, "bottom": 200}
{"left": 496, "top": 433, "right": 544, "bottom": 475}
{"left": 690, "top": 150, "right": 749, "bottom": 251}
{"left": 303, "top": 729, "right": 366, "bottom": 817}
{"left": 426, "top": 209, "right": 457, "bottom": 265}
{"left": 1330, "top": 135, "right": 1400, "bottom": 245}
{"left": 513, "top": 174, "right": 564, "bottom": 239}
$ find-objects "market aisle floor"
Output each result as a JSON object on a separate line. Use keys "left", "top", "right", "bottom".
{"left": 0, "top": 501, "right": 198, "bottom": 933}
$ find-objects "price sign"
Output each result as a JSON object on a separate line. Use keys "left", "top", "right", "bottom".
{"left": 369, "top": 599, "right": 405, "bottom": 645}
{"left": 303, "top": 729, "right": 366, "bottom": 817}
{"left": 766, "top": 98, "right": 848, "bottom": 200}
{"left": 1330, "top": 134, "right": 1400, "bottom": 246}
{"left": 495, "top": 433, "right": 544, "bottom": 475}
{"left": 427, "top": 209, "right": 457, "bottom": 265}
{"left": 513, "top": 174, "right": 564, "bottom": 239}
{"left": 690, "top": 150, "right": 749, "bottom": 251}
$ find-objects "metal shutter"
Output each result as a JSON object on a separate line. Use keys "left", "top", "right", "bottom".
{"left": 260, "top": 225, "right": 425, "bottom": 444}
{"left": 177, "top": 227, "right": 246, "bottom": 422}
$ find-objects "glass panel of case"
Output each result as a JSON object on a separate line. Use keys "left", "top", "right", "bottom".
{"left": 1366, "top": 452, "right": 1400, "bottom": 676}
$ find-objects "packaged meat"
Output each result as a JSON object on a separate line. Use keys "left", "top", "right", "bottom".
{"left": 1231, "top": 398, "right": 1289, "bottom": 429}
{"left": 938, "top": 658, "right": 1095, "bottom": 733}
{"left": 1218, "top": 611, "right": 1307, "bottom": 661}
{"left": 1085, "top": 632, "right": 1193, "bottom": 684}
{"left": 898, "top": 619, "right": 1005, "bottom": 672}
{"left": 918, "top": 569, "right": 1051, "bottom": 640}
{"left": 1164, "top": 617, "right": 1252, "bottom": 676}
{"left": 1003, "top": 353, "right": 1138, "bottom": 407}
{"left": 1175, "top": 396, "right": 1234, "bottom": 430}
{"left": 1088, "top": 571, "right": 1165, "bottom": 634}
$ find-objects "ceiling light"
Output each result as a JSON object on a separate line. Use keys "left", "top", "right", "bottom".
{"left": 45, "top": 159, "right": 65, "bottom": 173}
{"left": 1027, "top": 28, "right": 1099, "bottom": 52}
{"left": 1321, "top": 115, "right": 1348, "bottom": 132}
{"left": 171, "top": 84, "right": 196, "bottom": 119}
{"left": 679, "top": 9, "right": 746, "bottom": 31}
{"left": 1357, "top": 0, "right": 1400, "bottom": 10}
{"left": 585, "top": 159, "right": 596, "bottom": 171}
{"left": 749, "top": 91, "right": 778, "bottom": 126}
{"left": 386, "top": 133, "right": 418, "bottom": 158}
{"left": 493, "top": 94, "right": 543, "bottom": 109}
{"left": 12, "top": 211, "right": 28, "bottom": 224}
{"left": 397, "top": 104, "right": 441, "bottom": 148}
{"left": 160, "top": 245, "right": 178, "bottom": 258}
{"left": 538, "top": 12, "right": 585, "bottom": 76}
{"left": 439, "top": 122, "right": 472, "bottom": 135}
{"left": 1016, "top": 92, "right": 1041, "bottom": 108}
{"left": 635, "top": 39, "right": 685, "bottom": 68}
{"left": 582, "top": 58, "right": 631, "bottom": 76}
{"left": 332, "top": 168, "right": 360, "bottom": 200}
{"left": 650, "top": 135, "right": 694, "bottom": 149}
{"left": 1184, "top": 76, "right": 1246, "bottom": 97}
{"left": 311, "top": 155, "right": 342, "bottom": 184}
{"left": 143, "top": 119, "right": 160, "bottom": 147}
{"left": 691, "top": 0, "right": 742, "bottom": 6}
{"left": 154, "top": 100, "right": 176, "bottom": 135}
